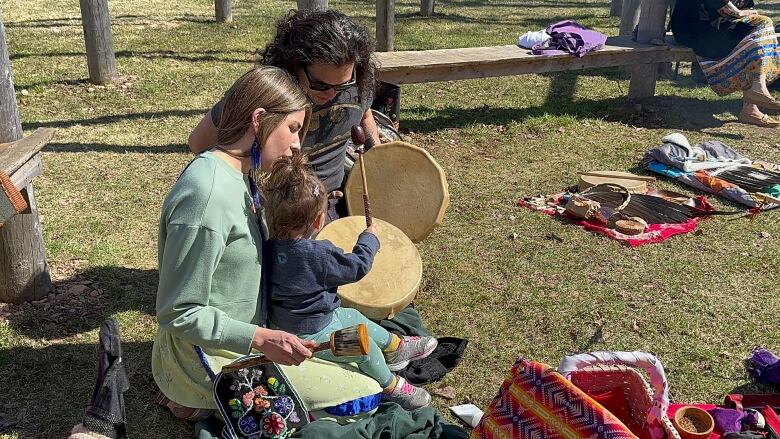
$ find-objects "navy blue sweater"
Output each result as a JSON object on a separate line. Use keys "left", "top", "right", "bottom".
{"left": 267, "top": 232, "right": 380, "bottom": 334}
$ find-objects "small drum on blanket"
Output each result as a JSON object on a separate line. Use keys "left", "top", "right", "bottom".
{"left": 578, "top": 171, "right": 655, "bottom": 194}
{"left": 344, "top": 141, "right": 449, "bottom": 243}
{"left": 317, "top": 216, "right": 422, "bottom": 320}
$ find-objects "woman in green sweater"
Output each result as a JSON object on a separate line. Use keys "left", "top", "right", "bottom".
{"left": 152, "top": 67, "right": 382, "bottom": 423}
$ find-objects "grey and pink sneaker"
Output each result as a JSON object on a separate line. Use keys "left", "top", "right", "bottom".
{"left": 383, "top": 376, "right": 431, "bottom": 410}
{"left": 385, "top": 335, "right": 438, "bottom": 371}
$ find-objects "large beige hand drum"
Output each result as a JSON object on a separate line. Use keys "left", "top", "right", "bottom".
{"left": 345, "top": 141, "right": 449, "bottom": 242}
{"left": 317, "top": 216, "right": 422, "bottom": 320}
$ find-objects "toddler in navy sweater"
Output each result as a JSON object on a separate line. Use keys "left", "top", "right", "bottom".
{"left": 262, "top": 152, "right": 437, "bottom": 410}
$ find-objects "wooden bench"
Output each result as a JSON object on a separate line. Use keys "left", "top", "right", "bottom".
{"left": 376, "top": 35, "right": 695, "bottom": 85}
{"left": 0, "top": 128, "right": 55, "bottom": 194}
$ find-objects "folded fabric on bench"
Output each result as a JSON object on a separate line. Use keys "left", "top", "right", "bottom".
{"left": 531, "top": 20, "right": 607, "bottom": 58}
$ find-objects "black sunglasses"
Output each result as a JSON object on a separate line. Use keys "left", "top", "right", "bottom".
{"left": 303, "top": 67, "right": 357, "bottom": 92}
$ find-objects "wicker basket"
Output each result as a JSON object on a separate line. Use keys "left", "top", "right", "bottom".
{"left": 566, "top": 362, "right": 681, "bottom": 439}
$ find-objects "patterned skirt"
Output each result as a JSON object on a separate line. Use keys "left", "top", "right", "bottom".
{"left": 699, "top": 15, "right": 780, "bottom": 96}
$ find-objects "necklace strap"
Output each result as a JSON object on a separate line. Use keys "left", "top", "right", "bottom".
{"left": 216, "top": 146, "right": 251, "bottom": 158}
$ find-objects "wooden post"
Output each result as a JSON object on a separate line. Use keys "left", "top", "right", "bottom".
{"left": 0, "top": 13, "right": 21, "bottom": 143}
{"left": 610, "top": 0, "right": 622, "bottom": 17}
{"left": 619, "top": 0, "right": 641, "bottom": 35}
{"left": 421, "top": 0, "right": 435, "bottom": 17}
{"left": 628, "top": 0, "right": 671, "bottom": 100}
{"left": 0, "top": 13, "right": 52, "bottom": 304}
{"left": 215, "top": 0, "right": 232, "bottom": 23}
{"left": 79, "top": 0, "right": 117, "bottom": 85}
{"left": 296, "top": 0, "right": 328, "bottom": 11}
{"left": 376, "top": 0, "right": 395, "bottom": 52}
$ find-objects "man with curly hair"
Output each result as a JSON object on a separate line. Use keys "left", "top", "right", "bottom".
{"left": 188, "top": 9, "right": 380, "bottom": 221}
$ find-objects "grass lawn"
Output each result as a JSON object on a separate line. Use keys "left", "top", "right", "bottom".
{"left": 1, "top": 0, "right": 780, "bottom": 437}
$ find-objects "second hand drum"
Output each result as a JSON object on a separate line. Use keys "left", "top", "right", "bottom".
{"left": 344, "top": 141, "right": 449, "bottom": 243}
{"left": 316, "top": 216, "right": 422, "bottom": 320}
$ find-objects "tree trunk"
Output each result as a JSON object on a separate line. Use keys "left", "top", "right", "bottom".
{"left": 296, "top": 0, "right": 328, "bottom": 11}
{"left": 629, "top": 0, "right": 671, "bottom": 100}
{"left": 79, "top": 0, "right": 117, "bottom": 84}
{"left": 0, "top": 14, "right": 52, "bottom": 304}
{"left": 610, "top": 0, "right": 622, "bottom": 17}
{"left": 376, "top": 0, "right": 395, "bottom": 52}
{"left": 420, "top": 0, "right": 434, "bottom": 17}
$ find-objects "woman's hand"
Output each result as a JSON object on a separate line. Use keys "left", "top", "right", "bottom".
{"left": 252, "top": 327, "right": 316, "bottom": 366}
{"left": 739, "top": 8, "right": 758, "bottom": 17}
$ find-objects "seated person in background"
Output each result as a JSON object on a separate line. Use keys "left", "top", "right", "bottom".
{"left": 261, "top": 153, "right": 438, "bottom": 411}
{"left": 672, "top": 0, "right": 780, "bottom": 127}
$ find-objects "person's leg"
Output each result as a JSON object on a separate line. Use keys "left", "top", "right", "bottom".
{"left": 330, "top": 308, "right": 438, "bottom": 370}
{"left": 154, "top": 392, "right": 215, "bottom": 422}
{"left": 310, "top": 312, "right": 395, "bottom": 388}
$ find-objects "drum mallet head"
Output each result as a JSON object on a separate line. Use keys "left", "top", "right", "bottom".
{"left": 317, "top": 323, "right": 370, "bottom": 356}
{"left": 350, "top": 125, "right": 373, "bottom": 227}
{"left": 221, "top": 324, "right": 371, "bottom": 373}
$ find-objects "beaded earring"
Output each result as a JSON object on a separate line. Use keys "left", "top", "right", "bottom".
{"left": 249, "top": 138, "right": 262, "bottom": 210}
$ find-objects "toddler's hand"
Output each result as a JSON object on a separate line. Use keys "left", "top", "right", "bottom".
{"left": 365, "top": 224, "right": 378, "bottom": 236}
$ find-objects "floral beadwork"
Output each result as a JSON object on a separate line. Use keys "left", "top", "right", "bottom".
{"left": 262, "top": 412, "right": 286, "bottom": 437}
{"left": 238, "top": 414, "right": 261, "bottom": 436}
{"left": 274, "top": 396, "right": 294, "bottom": 418}
{"left": 222, "top": 363, "right": 302, "bottom": 438}
{"left": 267, "top": 377, "right": 287, "bottom": 395}
{"left": 254, "top": 386, "right": 268, "bottom": 397}
{"left": 253, "top": 396, "right": 271, "bottom": 413}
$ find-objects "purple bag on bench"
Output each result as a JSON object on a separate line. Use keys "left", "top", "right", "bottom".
{"left": 532, "top": 20, "right": 607, "bottom": 58}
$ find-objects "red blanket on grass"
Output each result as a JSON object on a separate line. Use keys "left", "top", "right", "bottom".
{"left": 518, "top": 193, "right": 713, "bottom": 247}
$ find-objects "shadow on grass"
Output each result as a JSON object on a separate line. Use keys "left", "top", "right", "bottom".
{"left": 352, "top": 11, "right": 603, "bottom": 27}
{"left": 4, "top": 266, "right": 158, "bottom": 340}
{"left": 4, "top": 13, "right": 214, "bottom": 29}
{"left": 10, "top": 49, "right": 256, "bottom": 64}
{"left": 26, "top": 108, "right": 207, "bottom": 130}
{"left": 43, "top": 142, "right": 186, "bottom": 154}
{"left": 0, "top": 340, "right": 189, "bottom": 438}
{"left": 403, "top": 68, "right": 742, "bottom": 135}
{"left": 446, "top": 0, "right": 610, "bottom": 9}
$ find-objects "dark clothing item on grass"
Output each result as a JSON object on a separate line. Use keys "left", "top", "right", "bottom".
{"left": 73, "top": 319, "right": 129, "bottom": 439}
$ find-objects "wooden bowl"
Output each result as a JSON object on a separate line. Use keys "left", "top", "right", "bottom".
{"left": 672, "top": 406, "right": 714, "bottom": 439}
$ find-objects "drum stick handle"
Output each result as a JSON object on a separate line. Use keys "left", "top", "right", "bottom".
{"left": 222, "top": 341, "right": 330, "bottom": 373}
{"left": 359, "top": 151, "right": 372, "bottom": 227}
{"left": 351, "top": 125, "right": 374, "bottom": 228}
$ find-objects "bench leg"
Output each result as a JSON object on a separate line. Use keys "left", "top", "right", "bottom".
{"left": 0, "top": 184, "right": 52, "bottom": 303}
{"left": 628, "top": 64, "right": 658, "bottom": 101}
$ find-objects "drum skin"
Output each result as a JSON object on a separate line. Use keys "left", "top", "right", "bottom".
{"left": 345, "top": 141, "right": 449, "bottom": 243}
{"left": 578, "top": 171, "right": 648, "bottom": 194}
{"left": 317, "top": 216, "right": 422, "bottom": 320}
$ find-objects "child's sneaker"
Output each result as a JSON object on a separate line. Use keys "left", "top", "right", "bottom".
{"left": 385, "top": 336, "right": 438, "bottom": 371}
{"left": 382, "top": 377, "right": 431, "bottom": 410}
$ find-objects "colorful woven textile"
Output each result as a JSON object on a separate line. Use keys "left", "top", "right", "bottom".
{"left": 698, "top": 15, "right": 780, "bottom": 96}
{"left": 643, "top": 134, "right": 780, "bottom": 209}
{"left": 472, "top": 358, "right": 638, "bottom": 439}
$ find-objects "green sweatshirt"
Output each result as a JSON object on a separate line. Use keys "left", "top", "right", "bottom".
{"left": 152, "top": 151, "right": 263, "bottom": 407}
{"left": 151, "top": 151, "right": 382, "bottom": 411}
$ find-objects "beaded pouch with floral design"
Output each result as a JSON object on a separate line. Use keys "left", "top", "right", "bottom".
{"left": 213, "top": 355, "right": 310, "bottom": 439}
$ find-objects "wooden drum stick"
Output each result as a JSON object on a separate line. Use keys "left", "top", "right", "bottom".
{"left": 351, "top": 125, "right": 373, "bottom": 227}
